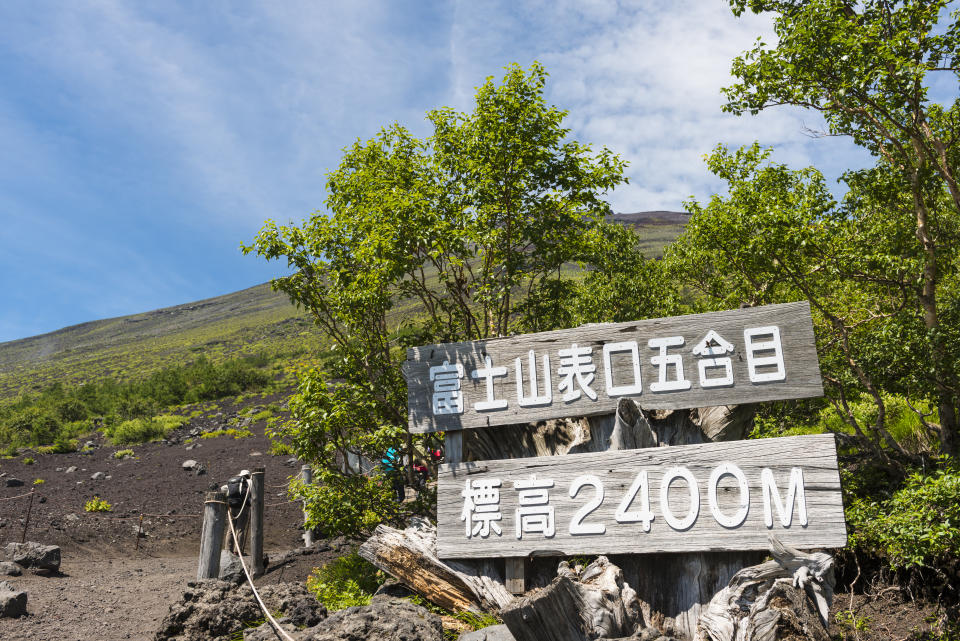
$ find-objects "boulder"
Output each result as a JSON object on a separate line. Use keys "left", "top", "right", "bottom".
{"left": 182, "top": 460, "right": 198, "bottom": 471}
{"left": 0, "top": 561, "right": 22, "bottom": 576}
{"left": 301, "top": 598, "right": 444, "bottom": 641}
{"left": 91, "top": 472, "right": 106, "bottom": 480}
{"left": 218, "top": 551, "right": 245, "bottom": 585}
{"left": 459, "top": 624, "right": 516, "bottom": 641}
{"left": 4, "top": 542, "right": 60, "bottom": 572}
{"left": 64, "top": 466, "right": 77, "bottom": 474}
{"left": 154, "top": 580, "right": 326, "bottom": 641}
{"left": 0, "top": 580, "right": 27, "bottom": 618}
{"left": 4, "top": 478, "right": 23, "bottom": 488}
{"left": 243, "top": 621, "right": 300, "bottom": 641}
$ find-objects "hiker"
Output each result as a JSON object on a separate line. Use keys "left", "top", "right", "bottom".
{"left": 381, "top": 447, "right": 405, "bottom": 502}
{"left": 412, "top": 459, "right": 429, "bottom": 489}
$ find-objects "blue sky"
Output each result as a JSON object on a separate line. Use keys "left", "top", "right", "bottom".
{"left": 0, "top": 0, "right": 885, "bottom": 343}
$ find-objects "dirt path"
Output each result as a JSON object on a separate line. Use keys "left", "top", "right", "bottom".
{"left": 0, "top": 553, "right": 195, "bottom": 641}
{"left": 0, "top": 398, "right": 329, "bottom": 639}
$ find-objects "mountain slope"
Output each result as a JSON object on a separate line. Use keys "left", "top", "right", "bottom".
{"left": 0, "top": 283, "right": 322, "bottom": 397}
{"left": 0, "top": 211, "right": 689, "bottom": 398}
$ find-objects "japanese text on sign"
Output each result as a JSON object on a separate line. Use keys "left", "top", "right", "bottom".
{"left": 429, "top": 327, "right": 783, "bottom": 416}
{"left": 436, "top": 434, "right": 846, "bottom": 559}
{"left": 405, "top": 302, "right": 822, "bottom": 433}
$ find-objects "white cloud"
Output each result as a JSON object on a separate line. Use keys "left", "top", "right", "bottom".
{"left": 0, "top": 0, "right": 895, "bottom": 340}
{"left": 445, "top": 0, "right": 871, "bottom": 211}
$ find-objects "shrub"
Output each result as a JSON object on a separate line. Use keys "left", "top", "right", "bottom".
{"left": 104, "top": 414, "right": 186, "bottom": 445}
{"left": 306, "top": 551, "right": 384, "bottom": 611}
{"left": 22, "top": 457, "right": 34, "bottom": 465}
{"left": 268, "top": 441, "right": 293, "bottom": 456}
{"left": 113, "top": 449, "right": 135, "bottom": 459}
{"left": 846, "top": 462, "right": 960, "bottom": 569}
{"left": 33, "top": 478, "right": 45, "bottom": 485}
{"left": 252, "top": 408, "right": 274, "bottom": 421}
{"left": 198, "top": 428, "right": 252, "bottom": 440}
{"left": 85, "top": 496, "right": 112, "bottom": 512}
{"left": 0, "top": 355, "right": 273, "bottom": 450}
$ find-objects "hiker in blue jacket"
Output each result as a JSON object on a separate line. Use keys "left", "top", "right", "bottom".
{"left": 381, "top": 447, "right": 405, "bottom": 502}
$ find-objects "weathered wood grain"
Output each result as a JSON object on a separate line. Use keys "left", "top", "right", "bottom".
{"left": 405, "top": 302, "right": 822, "bottom": 433}
{"left": 501, "top": 557, "right": 643, "bottom": 641}
{"left": 358, "top": 518, "right": 513, "bottom": 612}
{"left": 437, "top": 434, "right": 845, "bottom": 559}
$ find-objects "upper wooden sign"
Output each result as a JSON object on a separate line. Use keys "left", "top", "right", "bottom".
{"left": 404, "top": 302, "right": 822, "bottom": 434}
{"left": 436, "top": 434, "right": 846, "bottom": 559}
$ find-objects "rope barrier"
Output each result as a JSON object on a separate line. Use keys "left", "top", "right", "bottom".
{"left": 0, "top": 491, "right": 35, "bottom": 502}
{"left": 227, "top": 509, "right": 296, "bottom": 641}
{"left": 83, "top": 512, "right": 202, "bottom": 520}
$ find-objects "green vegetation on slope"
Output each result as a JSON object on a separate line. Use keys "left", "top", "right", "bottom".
{"left": 0, "top": 355, "right": 272, "bottom": 452}
{"left": 0, "top": 283, "right": 327, "bottom": 399}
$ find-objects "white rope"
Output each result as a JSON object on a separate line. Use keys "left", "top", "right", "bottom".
{"left": 226, "top": 510, "right": 297, "bottom": 641}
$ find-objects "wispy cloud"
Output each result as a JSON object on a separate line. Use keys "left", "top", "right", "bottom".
{"left": 0, "top": 1, "right": 884, "bottom": 341}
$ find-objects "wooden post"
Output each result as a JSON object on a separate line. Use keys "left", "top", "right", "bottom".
{"left": 505, "top": 558, "right": 526, "bottom": 595}
{"left": 197, "top": 491, "right": 226, "bottom": 580}
{"left": 300, "top": 465, "right": 314, "bottom": 547}
{"left": 20, "top": 489, "right": 35, "bottom": 544}
{"left": 250, "top": 467, "right": 265, "bottom": 577}
{"left": 444, "top": 431, "right": 462, "bottom": 465}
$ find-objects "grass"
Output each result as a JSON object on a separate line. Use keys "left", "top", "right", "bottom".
{"left": 102, "top": 415, "right": 186, "bottom": 445}
{"left": 198, "top": 428, "right": 253, "bottom": 440}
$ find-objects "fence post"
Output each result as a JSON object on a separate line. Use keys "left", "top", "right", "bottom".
{"left": 250, "top": 467, "right": 265, "bottom": 577}
{"left": 300, "top": 465, "right": 314, "bottom": 547}
{"left": 197, "top": 491, "right": 226, "bottom": 580}
{"left": 20, "top": 489, "right": 35, "bottom": 544}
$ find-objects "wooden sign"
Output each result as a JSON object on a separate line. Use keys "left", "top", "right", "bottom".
{"left": 436, "top": 434, "right": 845, "bottom": 559}
{"left": 405, "top": 302, "right": 822, "bottom": 434}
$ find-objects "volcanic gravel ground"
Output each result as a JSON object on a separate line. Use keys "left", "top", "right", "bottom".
{"left": 0, "top": 404, "right": 339, "bottom": 640}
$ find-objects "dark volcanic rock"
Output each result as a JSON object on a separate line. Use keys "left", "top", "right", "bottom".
{"left": 154, "top": 580, "right": 326, "bottom": 641}
{"left": 0, "top": 580, "right": 27, "bottom": 618}
{"left": 302, "top": 598, "right": 443, "bottom": 641}
{"left": 4, "top": 541, "right": 61, "bottom": 572}
{"left": 458, "top": 624, "right": 515, "bottom": 641}
{"left": 217, "top": 551, "right": 244, "bottom": 585}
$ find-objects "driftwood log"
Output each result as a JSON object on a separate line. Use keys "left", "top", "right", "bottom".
{"left": 500, "top": 556, "right": 644, "bottom": 641}
{"left": 696, "top": 538, "right": 835, "bottom": 641}
{"left": 358, "top": 517, "right": 513, "bottom": 613}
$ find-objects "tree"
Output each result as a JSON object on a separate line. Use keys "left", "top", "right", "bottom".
{"left": 668, "top": 143, "right": 959, "bottom": 461}
{"left": 243, "top": 63, "right": 647, "bottom": 535}
{"left": 717, "top": 0, "right": 960, "bottom": 455}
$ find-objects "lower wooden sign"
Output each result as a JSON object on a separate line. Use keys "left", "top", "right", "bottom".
{"left": 436, "top": 434, "right": 846, "bottom": 559}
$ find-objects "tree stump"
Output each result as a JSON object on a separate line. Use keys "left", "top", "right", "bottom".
{"left": 696, "top": 538, "right": 835, "bottom": 641}
{"left": 500, "top": 556, "right": 643, "bottom": 641}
